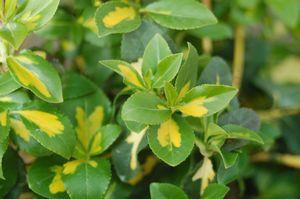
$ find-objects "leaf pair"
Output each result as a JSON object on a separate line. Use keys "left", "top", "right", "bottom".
{"left": 0, "top": 0, "right": 60, "bottom": 49}
{"left": 101, "top": 34, "right": 182, "bottom": 90}
{"left": 95, "top": 0, "right": 217, "bottom": 37}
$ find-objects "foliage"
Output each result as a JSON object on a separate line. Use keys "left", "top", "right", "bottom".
{"left": 0, "top": 0, "right": 299, "bottom": 198}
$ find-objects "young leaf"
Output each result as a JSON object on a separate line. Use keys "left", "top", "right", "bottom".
{"left": 0, "top": 110, "right": 9, "bottom": 179}
{"left": 0, "top": 72, "right": 21, "bottom": 96}
{"left": 122, "top": 92, "right": 172, "bottom": 125}
{"left": 150, "top": 183, "right": 188, "bottom": 199}
{"left": 152, "top": 53, "right": 183, "bottom": 88}
{"left": 142, "top": 34, "right": 172, "bottom": 75}
{"left": 202, "top": 183, "right": 229, "bottom": 199}
{"left": 178, "top": 85, "right": 238, "bottom": 118}
{"left": 16, "top": 0, "right": 60, "bottom": 31}
{"left": 95, "top": 1, "right": 141, "bottom": 37}
{"left": 0, "top": 90, "right": 30, "bottom": 109}
{"left": 7, "top": 50, "right": 63, "bottom": 103}
{"left": 62, "top": 158, "right": 111, "bottom": 199}
{"left": 28, "top": 157, "right": 69, "bottom": 199}
{"left": 100, "top": 60, "right": 145, "bottom": 90}
{"left": 175, "top": 43, "right": 199, "bottom": 93}
{"left": 164, "top": 82, "right": 178, "bottom": 106}
{"left": 11, "top": 109, "right": 76, "bottom": 159}
{"left": 222, "top": 124, "right": 264, "bottom": 144}
{"left": 0, "top": 22, "right": 28, "bottom": 49}
{"left": 147, "top": 115, "right": 194, "bottom": 166}
{"left": 144, "top": 0, "right": 217, "bottom": 30}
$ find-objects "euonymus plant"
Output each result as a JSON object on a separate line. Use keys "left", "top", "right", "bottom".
{"left": 0, "top": 0, "right": 299, "bottom": 198}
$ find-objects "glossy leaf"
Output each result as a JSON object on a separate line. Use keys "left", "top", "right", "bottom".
{"left": 7, "top": 50, "right": 63, "bottom": 103}
{"left": 152, "top": 53, "right": 183, "bottom": 88}
{"left": 178, "top": 84, "right": 238, "bottom": 118}
{"left": 16, "top": 0, "right": 60, "bottom": 31}
{"left": 95, "top": 1, "right": 141, "bottom": 37}
{"left": 0, "top": 22, "right": 28, "bottom": 49}
{"left": 0, "top": 72, "right": 20, "bottom": 97}
{"left": 144, "top": 0, "right": 217, "bottom": 30}
{"left": 28, "top": 156, "right": 69, "bottom": 198}
{"left": 122, "top": 92, "right": 172, "bottom": 125}
{"left": 10, "top": 108, "right": 76, "bottom": 159}
{"left": 202, "top": 183, "right": 229, "bottom": 199}
{"left": 150, "top": 183, "right": 188, "bottom": 199}
{"left": 0, "top": 110, "right": 9, "bottom": 179}
{"left": 175, "top": 43, "right": 199, "bottom": 93}
{"left": 148, "top": 115, "right": 194, "bottom": 166}
{"left": 62, "top": 158, "right": 111, "bottom": 199}
{"left": 142, "top": 34, "right": 172, "bottom": 75}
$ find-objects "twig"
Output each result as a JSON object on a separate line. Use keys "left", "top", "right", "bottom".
{"left": 232, "top": 25, "right": 246, "bottom": 88}
{"left": 202, "top": 0, "right": 213, "bottom": 54}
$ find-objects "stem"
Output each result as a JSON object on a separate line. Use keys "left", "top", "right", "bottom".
{"left": 232, "top": 25, "right": 246, "bottom": 89}
{"left": 257, "top": 108, "right": 300, "bottom": 121}
{"left": 202, "top": 0, "right": 213, "bottom": 54}
{"left": 251, "top": 152, "right": 300, "bottom": 169}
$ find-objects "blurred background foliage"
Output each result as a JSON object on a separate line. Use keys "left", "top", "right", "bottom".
{"left": 10, "top": 0, "right": 300, "bottom": 198}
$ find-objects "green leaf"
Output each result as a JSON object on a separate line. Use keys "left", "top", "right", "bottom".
{"left": 4, "top": 0, "right": 17, "bottom": 20}
{"left": 0, "top": 90, "right": 31, "bottom": 109}
{"left": 217, "top": 150, "right": 239, "bottom": 169}
{"left": 89, "top": 124, "right": 121, "bottom": 156}
{"left": 142, "top": 34, "right": 172, "bottom": 75}
{"left": 202, "top": 183, "right": 229, "bottom": 199}
{"left": 28, "top": 156, "right": 69, "bottom": 198}
{"left": 122, "top": 92, "right": 172, "bottom": 125}
{"left": 175, "top": 43, "right": 199, "bottom": 93}
{"left": 62, "top": 73, "right": 97, "bottom": 100}
{"left": 217, "top": 152, "right": 248, "bottom": 184}
{"left": 199, "top": 57, "right": 232, "bottom": 86}
{"left": 0, "top": 22, "right": 28, "bottom": 49}
{"left": 147, "top": 115, "right": 194, "bottom": 166}
{"left": 144, "top": 0, "right": 217, "bottom": 30}
{"left": 10, "top": 107, "right": 76, "bottom": 159}
{"left": 16, "top": 0, "right": 60, "bottom": 31}
{"left": 222, "top": 124, "right": 264, "bottom": 144}
{"left": 150, "top": 183, "right": 188, "bottom": 199}
{"left": 265, "top": 0, "right": 300, "bottom": 28}
{"left": 100, "top": 60, "right": 145, "bottom": 90}
{"left": 121, "top": 20, "right": 175, "bottom": 62}
{"left": 178, "top": 84, "right": 238, "bottom": 118}
{"left": 188, "top": 23, "right": 233, "bottom": 40}
{"left": 7, "top": 50, "right": 63, "bottom": 103}
{"left": 0, "top": 72, "right": 21, "bottom": 96}
{"left": 164, "top": 82, "right": 178, "bottom": 106}
{"left": 0, "top": 110, "right": 9, "bottom": 179}
{"left": 112, "top": 129, "right": 148, "bottom": 182}
{"left": 95, "top": 1, "right": 141, "bottom": 37}
{"left": 152, "top": 53, "right": 183, "bottom": 88}
{"left": 62, "top": 158, "right": 111, "bottom": 199}
{"left": 0, "top": 148, "right": 18, "bottom": 197}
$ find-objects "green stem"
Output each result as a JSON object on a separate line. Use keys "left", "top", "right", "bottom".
{"left": 232, "top": 25, "right": 246, "bottom": 89}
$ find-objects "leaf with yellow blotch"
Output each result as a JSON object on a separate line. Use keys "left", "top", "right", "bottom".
{"left": 7, "top": 50, "right": 63, "bottom": 103}
{"left": 11, "top": 108, "right": 76, "bottom": 159}
{"left": 0, "top": 110, "right": 9, "bottom": 179}
{"left": 0, "top": 90, "right": 31, "bottom": 110}
{"left": 73, "top": 105, "right": 121, "bottom": 158}
{"left": 62, "top": 158, "right": 111, "bottom": 199}
{"left": 147, "top": 115, "right": 194, "bottom": 166}
{"left": 28, "top": 156, "right": 69, "bottom": 199}
{"left": 95, "top": 1, "right": 141, "bottom": 37}
{"left": 178, "top": 84, "right": 238, "bottom": 118}
{"left": 100, "top": 60, "right": 146, "bottom": 90}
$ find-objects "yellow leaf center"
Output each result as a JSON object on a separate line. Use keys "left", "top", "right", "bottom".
{"left": 178, "top": 97, "right": 208, "bottom": 117}
{"left": 10, "top": 119, "right": 30, "bottom": 142}
{"left": 0, "top": 111, "right": 7, "bottom": 126}
{"left": 103, "top": 7, "right": 136, "bottom": 28}
{"left": 49, "top": 166, "right": 66, "bottom": 194}
{"left": 17, "top": 110, "right": 64, "bottom": 137}
{"left": 157, "top": 119, "right": 181, "bottom": 148}
{"left": 118, "top": 64, "right": 144, "bottom": 88}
